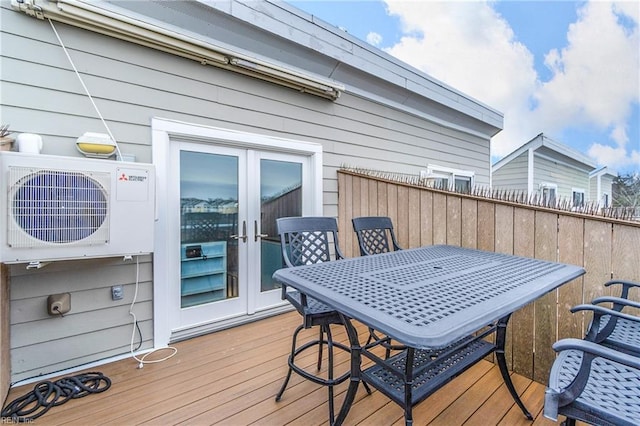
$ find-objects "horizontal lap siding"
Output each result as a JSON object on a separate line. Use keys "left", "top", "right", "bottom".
{"left": 492, "top": 151, "right": 529, "bottom": 192}
{"left": 2, "top": 4, "right": 492, "bottom": 380}
{"left": 8, "top": 256, "right": 153, "bottom": 382}
{"left": 533, "top": 155, "right": 590, "bottom": 201}
{"left": 338, "top": 170, "right": 640, "bottom": 382}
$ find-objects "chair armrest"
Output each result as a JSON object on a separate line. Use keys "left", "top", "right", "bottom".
{"left": 552, "top": 338, "right": 640, "bottom": 369}
{"left": 592, "top": 296, "right": 640, "bottom": 310}
{"left": 545, "top": 338, "right": 640, "bottom": 421}
{"left": 604, "top": 279, "right": 640, "bottom": 289}
{"left": 604, "top": 279, "right": 640, "bottom": 300}
{"left": 571, "top": 303, "right": 640, "bottom": 324}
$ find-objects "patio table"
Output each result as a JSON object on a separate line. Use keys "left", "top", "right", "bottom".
{"left": 273, "top": 245, "right": 585, "bottom": 425}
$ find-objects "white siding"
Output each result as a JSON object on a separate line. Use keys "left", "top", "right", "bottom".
{"left": 590, "top": 174, "right": 614, "bottom": 206}
{"left": 492, "top": 151, "right": 529, "bottom": 192}
{"left": 600, "top": 175, "right": 614, "bottom": 205}
{"left": 533, "top": 155, "right": 590, "bottom": 201}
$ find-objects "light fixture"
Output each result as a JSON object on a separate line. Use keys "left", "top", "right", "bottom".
{"left": 76, "top": 132, "right": 117, "bottom": 158}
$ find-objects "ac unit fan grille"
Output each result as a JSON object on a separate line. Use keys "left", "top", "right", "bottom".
{"left": 9, "top": 168, "right": 110, "bottom": 247}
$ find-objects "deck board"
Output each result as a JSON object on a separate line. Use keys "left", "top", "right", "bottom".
{"left": 4, "top": 311, "right": 562, "bottom": 425}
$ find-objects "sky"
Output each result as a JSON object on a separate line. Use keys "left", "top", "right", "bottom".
{"left": 289, "top": 0, "right": 640, "bottom": 175}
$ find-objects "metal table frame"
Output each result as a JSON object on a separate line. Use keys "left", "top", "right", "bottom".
{"left": 273, "top": 245, "right": 585, "bottom": 425}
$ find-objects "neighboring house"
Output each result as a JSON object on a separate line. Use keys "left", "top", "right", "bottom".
{"left": 492, "top": 133, "right": 613, "bottom": 208}
{"left": 589, "top": 166, "right": 616, "bottom": 210}
{"left": 0, "top": 0, "right": 502, "bottom": 382}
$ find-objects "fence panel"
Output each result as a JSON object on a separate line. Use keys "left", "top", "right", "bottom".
{"left": 533, "top": 211, "right": 559, "bottom": 382}
{"left": 557, "top": 216, "right": 585, "bottom": 342}
{"left": 420, "top": 190, "right": 433, "bottom": 247}
{"left": 408, "top": 188, "right": 422, "bottom": 249}
{"left": 461, "top": 198, "right": 478, "bottom": 249}
{"left": 511, "top": 207, "right": 535, "bottom": 378}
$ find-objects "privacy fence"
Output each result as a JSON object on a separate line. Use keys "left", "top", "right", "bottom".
{"left": 337, "top": 169, "right": 640, "bottom": 383}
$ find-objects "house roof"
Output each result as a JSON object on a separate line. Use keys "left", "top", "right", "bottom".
{"left": 589, "top": 166, "right": 618, "bottom": 179}
{"left": 12, "top": 0, "right": 503, "bottom": 139}
{"left": 492, "top": 133, "right": 597, "bottom": 172}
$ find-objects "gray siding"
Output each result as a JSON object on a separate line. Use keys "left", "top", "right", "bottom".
{"left": 2, "top": 7, "right": 490, "bottom": 211}
{"left": 9, "top": 256, "right": 152, "bottom": 382}
{"left": 533, "top": 155, "right": 590, "bottom": 201}
{"left": 492, "top": 151, "right": 529, "bottom": 192}
{"left": 1, "top": 3, "right": 493, "bottom": 380}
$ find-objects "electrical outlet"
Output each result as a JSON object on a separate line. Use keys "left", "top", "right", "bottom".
{"left": 111, "top": 285, "right": 124, "bottom": 300}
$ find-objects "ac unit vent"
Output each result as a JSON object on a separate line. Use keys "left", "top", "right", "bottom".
{"left": 9, "top": 167, "right": 110, "bottom": 247}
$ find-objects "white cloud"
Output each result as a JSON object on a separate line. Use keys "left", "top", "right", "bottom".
{"left": 382, "top": 1, "right": 539, "bottom": 158}
{"left": 588, "top": 141, "right": 640, "bottom": 170}
{"left": 533, "top": 1, "right": 639, "bottom": 171}
{"left": 380, "top": 0, "right": 639, "bottom": 171}
{"left": 366, "top": 31, "right": 383, "bottom": 46}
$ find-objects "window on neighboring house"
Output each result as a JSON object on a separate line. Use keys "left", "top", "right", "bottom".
{"left": 572, "top": 189, "right": 585, "bottom": 208}
{"left": 539, "top": 183, "right": 557, "bottom": 207}
{"left": 421, "top": 165, "right": 474, "bottom": 193}
{"left": 454, "top": 175, "right": 472, "bottom": 193}
{"left": 602, "top": 193, "right": 610, "bottom": 208}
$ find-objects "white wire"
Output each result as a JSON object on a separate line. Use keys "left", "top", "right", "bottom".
{"left": 129, "top": 256, "right": 178, "bottom": 368}
{"left": 48, "top": 18, "right": 124, "bottom": 161}
{"left": 49, "top": 19, "right": 177, "bottom": 369}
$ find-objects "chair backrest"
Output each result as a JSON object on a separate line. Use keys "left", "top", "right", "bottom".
{"left": 276, "top": 217, "right": 344, "bottom": 268}
{"left": 352, "top": 216, "right": 402, "bottom": 256}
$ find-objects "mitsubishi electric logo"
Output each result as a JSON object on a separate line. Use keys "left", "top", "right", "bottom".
{"left": 118, "top": 172, "right": 147, "bottom": 182}
{"left": 116, "top": 167, "right": 151, "bottom": 201}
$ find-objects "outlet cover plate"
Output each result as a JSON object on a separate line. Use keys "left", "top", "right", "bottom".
{"left": 111, "top": 285, "right": 124, "bottom": 300}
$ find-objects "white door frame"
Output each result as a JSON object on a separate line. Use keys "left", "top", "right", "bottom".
{"left": 151, "top": 117, "right": 323, "bottom": 348}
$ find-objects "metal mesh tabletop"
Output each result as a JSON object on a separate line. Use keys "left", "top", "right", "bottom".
{"left": 274, "top": 245, "right": 585, "bottom": 349}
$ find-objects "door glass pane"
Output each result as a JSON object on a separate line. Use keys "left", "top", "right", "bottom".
{"left": 180, "top": 151, "right": 239, "bottom": 308}
{"left": 260, "top": 159, "right": 302, "bottom": 292}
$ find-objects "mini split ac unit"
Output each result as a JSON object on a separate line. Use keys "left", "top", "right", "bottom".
{"left": 0, "top": 151, "right": 155, "bottom": 263}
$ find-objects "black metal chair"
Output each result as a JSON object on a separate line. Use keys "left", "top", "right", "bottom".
{"left": 352, "top": 216, "right": 402, "bottom": 256}
{"left": 544, "top": 338, "right": 640, "bottom": 426}
{"left": 571, "top": 279, "right": 640, "bottom": 356}
{"left": 352, "top": 216, "right": 405, "bottom": 358}
{"left": 274, "top": 216, "right": 352, "bottom": 422}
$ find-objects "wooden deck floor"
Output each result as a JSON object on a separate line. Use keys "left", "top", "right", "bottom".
{"left": 5, "top": 311, "right": 561, "bottom": 425}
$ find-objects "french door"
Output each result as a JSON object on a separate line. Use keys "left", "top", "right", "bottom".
{"left": 152, "top": 119, "right": 322, "bottom": 344}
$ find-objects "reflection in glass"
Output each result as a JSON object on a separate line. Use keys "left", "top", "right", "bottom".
{"left": 260, "top": 159, "right": 302, "bottom": 292}
{"left": 179, "top": 151, "right": 239, "bottom": 308}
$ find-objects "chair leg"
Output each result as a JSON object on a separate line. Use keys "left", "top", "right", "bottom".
{"left": 317, "top": 326, "right": 324, "bottom": 371}
{"left": 325, "top": 324, "right": 335, "bottom": 423}
{"left": 275, "top": 323, "right": 304, "bottom": 402}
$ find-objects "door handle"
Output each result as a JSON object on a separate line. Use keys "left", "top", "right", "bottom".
{"left": 231, "top": 220, "right": 248, "bottom": 243}
{"left": 254, "top": 220, "right": 268, "bottom": 242}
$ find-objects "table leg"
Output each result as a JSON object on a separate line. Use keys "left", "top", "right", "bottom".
{"left": 496, "top": 314, "right": 533, "bottom": 420}
{"left": 332, "top": 313, "right": 362, "bottom": 426}
{"left": 403, "top": 348, "right": 415, "bottom": 426}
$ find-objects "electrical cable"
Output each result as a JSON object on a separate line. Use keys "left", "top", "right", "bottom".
{"left": 50, "top": 17, "right": 177, "bottom": 363}
{"left": 1, "top": 372, "right": 111, "bottom": 422}
{"left": 48, "top": 18, "right": 124, "bottom": 161}
{"left": 129, "top": 256, "right": 177, "bottom": 369}
{"left": 43, "top": 18, "right": 178, "bottom": 370}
